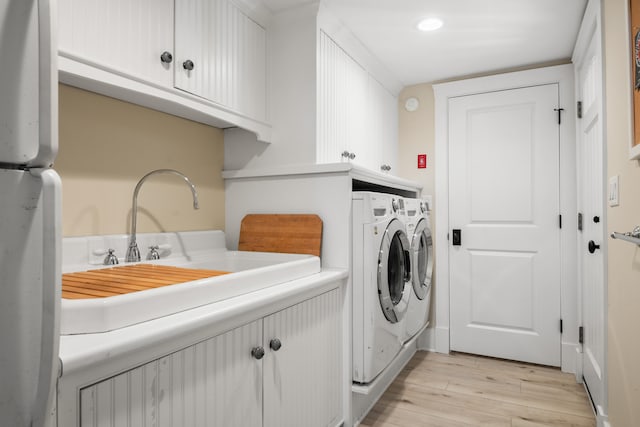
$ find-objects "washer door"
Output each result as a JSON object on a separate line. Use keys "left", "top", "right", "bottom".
{"left": 378, "top": 219, "right": 411, "bottom": 323}
{"left": 411, "top": 218, "right": 434, "bottom": 300}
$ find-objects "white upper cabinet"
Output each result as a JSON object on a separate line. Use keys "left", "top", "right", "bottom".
{"left": 174, "top": 0, "right": 266, "bottom": 121}
{"left": 316, "top": 30, "right": 397, "bottom": 173}
{"left": 58, "top": 0, "right": 270, "bottom": 140}
{"left": 317, "top": 31, "right": 368, "bottom": 166}
{"left": 368, "top": 75, "right": 398, "bottom": 174}
{"left": 58, "top": 0, "right": 174, "bottom": 87}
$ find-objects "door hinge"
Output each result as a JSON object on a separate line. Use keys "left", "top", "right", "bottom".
{"left": 578, "top": 212, "right": 583, "bottom": 231}
{"left": 560, "top": 319, "right": 563, "bottom": 334}
{"left": 554, "top": 108, "right": 565, "bottom": 125}
{"left": 559, "top": 214, "right": 562, "bottom": 229}
{"left": 577, "top": 101, "right": 583, "bottom": 118}
{"left": 579, "top": 326, "right": 584, "bottom": 344}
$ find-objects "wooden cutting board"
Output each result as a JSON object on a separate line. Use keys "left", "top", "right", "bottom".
{"left": 238, "top": 214, "right": 323, "bottom": 257}
{"left": 62, "top": 264, "right": 229, "bottom": 299}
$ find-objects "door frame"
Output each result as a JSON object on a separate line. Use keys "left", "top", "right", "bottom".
{"left": 572, "top": 0, "right": 608, "bottom": 423}
{"left": 433, "top": 64, "right": 580, "bottom": 373}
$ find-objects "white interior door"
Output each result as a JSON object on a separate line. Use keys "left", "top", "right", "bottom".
{"left": 449, "top": 84, "right": 562, "bottom": 366}
{"left": 574, "top": 0, "right": 606, "bottom": 416}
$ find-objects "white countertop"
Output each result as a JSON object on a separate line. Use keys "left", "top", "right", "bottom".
{"left": 222, "top": 162, "right": 423, "bottom": 193}
{"left": 59, "top": 268, "right": 347, "bottom": 381}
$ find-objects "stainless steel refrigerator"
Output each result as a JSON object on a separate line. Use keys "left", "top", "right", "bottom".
{"left": 0, "top": 1, "right": 61, "bottom": 426}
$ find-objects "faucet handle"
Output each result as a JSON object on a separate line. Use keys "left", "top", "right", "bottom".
{"left": 147, "top": 245, "right": 161, "bottom": 260}
{"left": 104, "top": 249, "right": 119, "bottom": 266}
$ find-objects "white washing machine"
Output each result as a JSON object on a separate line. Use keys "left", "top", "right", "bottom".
{"left": 403, "top": 197, "right": 433, "bottom": 342}
{"left": 352, "top": 192, "right": 412, "bottom": 384}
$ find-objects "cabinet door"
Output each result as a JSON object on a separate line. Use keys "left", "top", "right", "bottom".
{"left": 174, "top": 0, "right": 266, "bottom": 120}
{"left": 317, "top": 31, "right": 368, "bottom": 165}
{"left": 79, "top": 320, "right": 263, "bottom": 427}
{"left": 263, "top": 289, "right": 342, "bottom": 427}
{"left": 58, "top": 0, "right": 174, "bottom": 87}
{"left": 367, "top": 76, "right": 398, "bottom": 173}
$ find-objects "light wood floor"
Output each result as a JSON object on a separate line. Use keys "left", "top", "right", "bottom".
{"left": 360, "top": 351, "right": 596, "bottom": 427}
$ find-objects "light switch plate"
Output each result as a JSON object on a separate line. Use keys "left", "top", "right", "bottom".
{"left": 608, "top": 175, "right": 620, "bottom": 207}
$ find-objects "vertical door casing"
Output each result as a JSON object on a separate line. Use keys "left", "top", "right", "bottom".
{"left": 174, "top": 0, "right": 266, "bottom": 120}
{"left": 573, "top": 0, "right": 606, "bottom": 415}
{"left": 449, "top": 84, "right": 562, "bottom": 366}
{"left": 57, "top": 0, "right": 174, "bottom": 88}
{"left": 263, "top": 289, "right": 342, "bottom": 427}
{"left": 79, "top": 320, "right": 263, "bottom": 427}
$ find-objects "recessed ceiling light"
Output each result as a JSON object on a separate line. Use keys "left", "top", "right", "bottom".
{"left": 417, "top": 18, "right": 443, "bottom": 32}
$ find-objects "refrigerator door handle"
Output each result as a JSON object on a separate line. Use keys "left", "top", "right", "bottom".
{"left": 30, "top": 168, "right": 62, "bottom": 427}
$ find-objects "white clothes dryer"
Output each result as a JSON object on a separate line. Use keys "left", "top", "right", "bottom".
{"left": 403, "top": 197, "right": 434, "bottom": 342}
{"left": 352, "top": 192, "right": 412, "bottom": 384}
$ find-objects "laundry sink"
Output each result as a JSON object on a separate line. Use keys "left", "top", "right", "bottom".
{"left": 60, "top": 231, "right": 321, "bottom": 335}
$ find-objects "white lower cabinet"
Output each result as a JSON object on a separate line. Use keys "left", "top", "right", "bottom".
{"left": 77, "top": 289, "right": 341, "bottom": 427}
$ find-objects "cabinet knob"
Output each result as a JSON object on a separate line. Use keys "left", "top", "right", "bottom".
{"left": 160, "top": 51, "right": 173, "bottom": 64}
{"left": 588, "top": 240, "right": 600, "bottom": 254}
{"left": 183, "top": 59, "right": 195, "bottom": 71}
{"left": 341, "top": 151, "right": 356, "bottom": 160}
{"left": 269, "top": 338, "right": 282, "bottom": 351}
{"left": 251, "top": 346, "right": 265, "bottom": 360}
{"left": 380, "top": 164, "right": 391, "bottom": 172}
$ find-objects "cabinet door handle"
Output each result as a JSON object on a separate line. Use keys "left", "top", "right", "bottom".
{"left": 269, "top": 338, "right": 282, "bottom": 351}
{"left": 160, "top": 51, "right": 173, "bottom": 64}
{"left": 183, "top": 59, "right": 195, "bottom": 71}
{"left": 251, "top": 346, "right": 265, "bottom": 360}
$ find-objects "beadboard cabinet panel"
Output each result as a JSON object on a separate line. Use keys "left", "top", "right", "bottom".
{"left": 175, "top": 0, "right": 266, "bottom": 121}
{"left": 79, "top": 320, "right": 263, "bottom": 427}
{"left": 263, "top": 288, "right": 342, "bottom": 427}
{"left": 316, "top": 31, "right": 397, "bottom": 172}
{"left": 77, "top": 289, "right": 341, "bottom": 427}
{"left": 58, "top": 0, "right": 174, "bottom": 87}
{"left": 368, "top": 75, "right": 398, "bottom": 173}
{"left": 317, "top": 31, "right": 368, "bottom": 166}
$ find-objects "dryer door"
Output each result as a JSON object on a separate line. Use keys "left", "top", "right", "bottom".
{"left": 411, "top": 218, "right": 434, "bottom": 300}
{"left": 378, "top": 219, "right": 411, "bottom": 323}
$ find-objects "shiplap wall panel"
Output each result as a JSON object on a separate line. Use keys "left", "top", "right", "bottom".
{"left": 79, "top": 320, "right": 262, "bottom": 427}
{"left": 175, "top": 0, "right": 266, "bottom": 120}
{"left": 263, "top": 289, "right": 342, "bottom": 427}
{"left": 58, "top": 0, "right": 174, "bottom": 87}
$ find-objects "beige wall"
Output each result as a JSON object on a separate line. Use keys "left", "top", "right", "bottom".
{"left": 57, "top": 85, "right": 225, "bottom": 237}
{"left": 397, "top": 85, "right": 436, "bottom": 203}
{"left": 603, "top": 0, "right": 640, "bottom": 425}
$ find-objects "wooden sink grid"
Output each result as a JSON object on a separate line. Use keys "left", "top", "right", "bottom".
{"left": 62, "top": 264, "right": 230, "bottom": 299}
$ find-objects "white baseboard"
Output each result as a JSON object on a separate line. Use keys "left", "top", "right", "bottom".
{"left": 574, "top": 346, "right": 584, "bottom": 383}
{"left": 417, "top": 326, "right": 435, "bottom": 351}
{"left": 561, "top": 341, "right": 581, "bottom": 374}
{"left": 434, "top": 326, "right": 449, "bottom": 354}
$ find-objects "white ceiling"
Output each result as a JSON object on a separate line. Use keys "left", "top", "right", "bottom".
{"left": 260, "top": 0, "right": 588, "bottom": 86}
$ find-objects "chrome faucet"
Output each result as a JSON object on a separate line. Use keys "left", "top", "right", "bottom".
{"left": 125, "top": 169, "right": 199, "bottom": 263}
